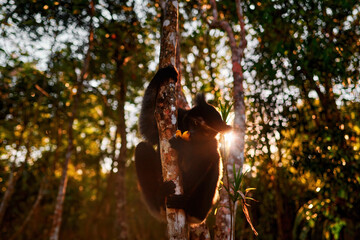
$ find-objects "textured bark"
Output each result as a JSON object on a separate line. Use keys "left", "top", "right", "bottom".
{"left": 157, "top": 1, "right": 187, "bottom": 239}
{"left": 214, "top": 188, "right": 233, "bottom": 240}
{"left": 160, "top": 0, "right": 189, "bottom": 110}
{"left": 175, "top": 29, "right": 189, "bottom": 110}
{"left": 190, "top": 223, "right": 211, "bottom": 240}
{"left": 202, "top": 0, "right": 248, "bottom": 239}
{"left": 159, "top": 1, "right": 178, "bottom": 69}
{"left": 49, "top": 2, "right": 94, "bottom": 239}
{"left": 155, "top": 76, "right": 188, "bottom": 239}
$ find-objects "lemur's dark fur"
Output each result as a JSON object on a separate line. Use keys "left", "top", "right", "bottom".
{"left": 135, "top": 66, "right": 230, "bottom": 224}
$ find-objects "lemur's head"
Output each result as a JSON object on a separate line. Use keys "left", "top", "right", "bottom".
{"left": 185, "top": 93, "right": 231, "bottom": 138}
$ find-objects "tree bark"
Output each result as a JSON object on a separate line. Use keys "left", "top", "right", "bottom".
{"left": 157, "top": 1, "right": 187, "bottom": 239}
{"left": 190, "top": 223, "right": 211, "bottom": 240}
{"left": 159, "top": 1, "right": 179, "bottom": 69}
{"left": 214, "top": 136, "right": 233, "bottom": 240}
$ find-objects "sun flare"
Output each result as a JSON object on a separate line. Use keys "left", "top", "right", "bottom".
{"left": 223, "top": 131, "right": 235, "bottom": 144}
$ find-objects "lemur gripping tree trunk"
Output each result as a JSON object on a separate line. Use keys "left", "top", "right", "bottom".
{"left": 134, "top": 1, "right": 231, "bottom": 239}
{"left": 137, "top": 1, "right": 186, "bottom": 239}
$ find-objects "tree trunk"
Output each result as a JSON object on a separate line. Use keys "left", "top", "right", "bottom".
{"left": 12, "top": 119, "right": 61, "bottom": 240}
{"left": 49, "top": 119, "right": 74, "bottom": 240}
{"left": 9, "top": 178, "right": 47, "bottom": 240}
{"left": 86, "top": 130, "right": 117, "bottom": 239}
{"left": 0, "top": 128, "right": 28, "bottom": 228}
{"left": 204, "top": 0, "right": 248, "bottom": 239}
{"left": 155, "top": 72, "right": 187, "bottom": 239}
{"left": 0, "top": 165, "right": 18, "bottom": 227}
{"left": 158, "top": 1, "right": 187, "bottom": 239}
{"left": 49, "top": 2, "right": 94, "bottom": 239}
{"left": 114, "top": 157, "right": 127, "bottom": 240}
{"left": 214, "top": 134, "right": 233, "bottom": 240}
{"left": 113, "top": 56, "right": 128, "bottom": 240}
{"left": 190, "top": 222, "right": 211, "bottom": 240}
{"left": 159, "top": 0, "right": 178, "bottom": 69}
{"left": 214, "top": 177, "right": 233, "bottom": 240}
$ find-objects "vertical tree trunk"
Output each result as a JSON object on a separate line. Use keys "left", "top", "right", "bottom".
{"left": 113, "top": 57, "right": 128, "bottom": 240}
{"left": 9, "top": 178, "right": 47, "bottom": 240}
{"left": 159, "top": 0, "right": 178, "bottom": 68}
{"left": 157, "top": 1, "right": 187, "bottom": 239}
{"left": 0, "top": 128, "right": 27, "bottom": 228}
{"left": 214, "top": 135, "right": 232, "bottom": 240}
{"left": 49, "top": 119, "right": 74, "bottom": 240}
{"left": 11, "top": 118, "right": 62, "bottom": 240}
{"left": 86, "top": 127, "right": 117, "bottom": 239}
{"left": 202, "top": 0, "right": 248, "bottom": 239}
{"left": 114, "top": 150, "right": 127, "bottom": 240}
{"left": 49, "top": 2, "right": 94, "bottom": 239}
{"left": 0, "top": 164, "right": 19, "bottom": 227}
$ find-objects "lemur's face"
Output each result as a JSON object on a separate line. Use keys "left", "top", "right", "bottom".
{"left": 187, "top": 104, "right": 231, "bottom": 138}
{"left": 203, "top": 105, "right": 231, "bottom": 133}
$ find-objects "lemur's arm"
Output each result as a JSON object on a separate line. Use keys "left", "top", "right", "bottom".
{"left": 139, "top": 66, "right": 179, "bottom": 145}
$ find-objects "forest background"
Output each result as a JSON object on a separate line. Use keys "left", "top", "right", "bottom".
{"left": 0, "top": 0, "right": 359, "bottom": 239}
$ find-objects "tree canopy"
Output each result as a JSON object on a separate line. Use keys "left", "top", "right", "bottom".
{"left": 0, "top": 0, "right": 359, "bottom": 239}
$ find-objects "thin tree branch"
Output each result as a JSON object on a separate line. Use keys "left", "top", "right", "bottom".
{"left": 235, "top": 0, "right": 247, "bottom": 56}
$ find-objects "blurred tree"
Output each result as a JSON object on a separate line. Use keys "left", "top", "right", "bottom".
{"left": 197, "top": 0, "right": 251, "bottom": 239}
{"left": 49, "top": 1, "right": 95, "bottom": 239}
{"left": 85, "top": 1, "right": 155, "bottom": 238}
{"left": 0, "top": 60, "right": 47, "bottom": 227}
{"left": 0, "top": 0, "right": 157, "bottom": 239}
{"left": 243, "top": 0, "right": 360, "bottom": 239}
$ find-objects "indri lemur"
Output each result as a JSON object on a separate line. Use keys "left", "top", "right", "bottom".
{"left": 135, "top": 65, "right": 230, "bottom": 224}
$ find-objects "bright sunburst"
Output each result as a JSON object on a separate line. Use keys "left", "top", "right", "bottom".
{"left": 223, "top": 131, "right": 235, "bottom": 144}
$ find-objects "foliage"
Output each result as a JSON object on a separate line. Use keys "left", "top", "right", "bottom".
{"left": 0, "top": 0, "right": 359, "bottom": 239}
{"left": 223, "top": 165, "right": 258, "bottom": 236}
{"left": 218, "top": 99, "right": 233, "bottom": 124}
{"left": 243, "top": 0, "right": 360, "bottom": 239}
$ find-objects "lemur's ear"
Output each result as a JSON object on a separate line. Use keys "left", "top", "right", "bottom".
{"left": 195, "top": 93, "right": 206, "bottom": 106}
